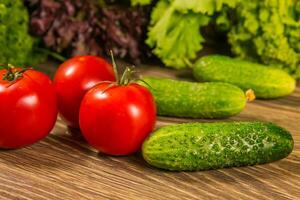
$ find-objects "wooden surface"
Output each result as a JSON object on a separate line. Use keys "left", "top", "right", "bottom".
{"left": 1, "top": 61, "right": 300, "bottom": 200}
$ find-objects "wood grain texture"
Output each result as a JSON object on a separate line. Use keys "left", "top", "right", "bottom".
{"left": 1, "top": 61, "right": 300, "bottom": 200}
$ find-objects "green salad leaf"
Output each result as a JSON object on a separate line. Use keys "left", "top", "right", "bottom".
{"left": 146, "top": 0, "right": 239, "bottom": 69}
{"left": 173, "top": 0, "right": 239, "bottom": 14}
{"left": 228, "top": 0, "right": 300, "bottom": 78}
{"left": 146, "top": 1, "right": 210, "bottom": 68}
{"left": 0, "top": 0, "right": 43, "bottom": 66}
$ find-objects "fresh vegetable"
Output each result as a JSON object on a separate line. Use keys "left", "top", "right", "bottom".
{"left": 0, "top": 65, "right": 58, "bottom": 149}
{"left": 142, "top": 122, "right": 294, "bottom": 171}
{"left": 25, "top": 0, "right": 240, "bottom": 68}
{"left": 147, "top": 0, "right": 300, "bottom": 73}
{"left": 25, "top": 0, "right": 152, "bottom": 63}
{"left": 0, "top": 0, "right": 42, "bottom": 65}
{"left": 79, "top": 57, "right": 156, "bottom": 155}
{"left": 228, "top": 0, "right": 300, "bottom": 79}
{"left": 24, "top": 0, "right": 300, "bottom": 77}
{"left": 146, "top": 0, "right": 239, "bottom": 69}
{"left": 54, "top": 56, "right": 115, "bottom": 128}
{"left": 140, "top": 77, "right": 252, "bottom": 119}
{"left": 194, "top": 55, "right": 296, "bottom": 99}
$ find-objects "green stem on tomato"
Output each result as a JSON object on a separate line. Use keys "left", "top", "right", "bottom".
{"left": 120, "top": 68, "right": 131, "bottom": 85}
{"left": 109, "top": 50, "right": 137, "bottom": 86}
{"left": 1, "top": 64, "right": 29, "bottom": 82}
{"left": 110, "top": 50, "right": 120, "bottom": 84}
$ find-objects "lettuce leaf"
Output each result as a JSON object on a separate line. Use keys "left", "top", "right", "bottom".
{"left": 228, "top": 0, "right": 300, "bottom": 78}
{"left": 0, "top": 0, "right": 45, "bottom": 66}
{"left": 147, "top": 1, "right": 209, "bottom": 68}
{"left": 173, "top": 0, "right": 239, "bottom": 14}
{"left": 0, "top": 0, "right": 40, "bottom": 65}
{"left": 146, "top": 0, "right": 238, "bottom": 69}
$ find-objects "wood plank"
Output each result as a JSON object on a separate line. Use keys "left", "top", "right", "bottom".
{"left": 1, "top": 61, "right": 299, "bottom": 199}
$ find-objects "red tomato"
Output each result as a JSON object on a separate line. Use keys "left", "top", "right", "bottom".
{"left": 53, "top": 56, "right": 115, "bottom": 128}
{"left": 79, "top": 83, "right": 156, "bottom": 156}
{"left": 0, "top": 68, "right": 58, "bottom": 149}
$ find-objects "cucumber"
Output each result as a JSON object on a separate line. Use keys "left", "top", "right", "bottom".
{"left": 140, "top": 77, "right": 251, "bottom": 119}
{"left": 142, "top": 122, "right": 294, "bottom": 171}
{"left": 193, "top": 55, "right": 296, "bottom": 99}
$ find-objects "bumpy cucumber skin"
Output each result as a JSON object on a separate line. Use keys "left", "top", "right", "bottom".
{"left": 142, "top": 122, "right": 294, "bottom": 171}
{"left": 193, "top": 55, "right": 296, "bottom": 99}
{"left": 140, "top": 77, "right": 247, "bottom": 119}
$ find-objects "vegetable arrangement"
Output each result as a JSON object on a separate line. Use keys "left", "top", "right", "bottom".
{"left": 0, "top": 53, "right": 295, "bottom": 172}
{"left": 22, "top": 0, "right": 300, "bottom": 78}
{"left": 0, "top": 0, "right": 297, "bottom": 172}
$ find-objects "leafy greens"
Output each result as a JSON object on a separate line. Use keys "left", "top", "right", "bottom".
{"left": 0, "top": 0, "right": 41, "bottom": 65}
{"left": 146, "top": 0, "right": 239, "bottom": 69}
{"left": 228, "top": 0, "right": 300, "bottom": 78}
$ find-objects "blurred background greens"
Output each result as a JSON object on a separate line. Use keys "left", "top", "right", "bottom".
{"left": 2, "top": 0, "right": 300, "bottom": 79}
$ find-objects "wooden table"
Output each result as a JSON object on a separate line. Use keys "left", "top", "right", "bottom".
{"left": 1, "top": 61, "right": 300, "bottom": 200}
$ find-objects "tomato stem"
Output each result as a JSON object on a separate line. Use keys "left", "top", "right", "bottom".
{"left": 1, "top": 64, "right": 29, "bottom": 82}
{"left": 246, "top": 89, "right": 256, "bottom": 102}
{"left": 110, "top": 50, "right": 136, "bottom": 86}
{"left": 110, "top": 50, "right": 119, "bottom": 84}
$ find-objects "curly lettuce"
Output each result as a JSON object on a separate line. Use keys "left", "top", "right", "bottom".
{"left": 0, "top": 0, "right": 42, "bottom": 65}
{"left": 146, "top": 1, "right": 210, "bottom": 68}
{"left": 228, "top": 0, "right": 300, "bottom": 78}
{"left": 146, "top": 0, "right": 239, "bottom": 69}
{"left": 173, "top": 0, "right": 239, "bottom": 14}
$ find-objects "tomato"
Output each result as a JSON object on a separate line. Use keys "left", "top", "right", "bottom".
{"left": 53, "top": 56, "right": 115, "bottom": 128}
{"left": 79, "top": 82, "right": 157, "bottom": 156}
{"left": 0, "top": 67, "right": 58, "bottom": 149}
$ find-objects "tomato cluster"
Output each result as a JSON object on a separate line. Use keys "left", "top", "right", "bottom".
{"left": 0, "top": 56, "right": 156, "bottom": 156}
{"left": 53, "top": 56, "right": 116, "bottom": 128}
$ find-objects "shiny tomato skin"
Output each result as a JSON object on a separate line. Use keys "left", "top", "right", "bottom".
{"left": 54, "top": 56, "right": 115, "bottom": 128}
{"left": 79, "top": 83, "right": 156, "bottom": 156}
{"left": 0, "top": 69, "right": 58, "bottom": 149}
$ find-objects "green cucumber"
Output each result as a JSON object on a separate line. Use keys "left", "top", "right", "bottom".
{"left": 193, "top": 55, "right": 296, "bottom": 99}
{"left": 140, "top": 77, "right": 251, "bottom": 119}
{"left": 142, "top": 122, "right": 294, "bottom": 171}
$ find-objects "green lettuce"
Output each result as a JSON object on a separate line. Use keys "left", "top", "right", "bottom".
{"left": 0, "top": 0, "right": 43, "bottom": 66}
{"left": 146, "top": 0, "right": 239, "bottom": 69}
{"left": 146, "top": 1, "right": 209, "bottom": 68}
{"left": 228, "top": 0, "right": 300, "bottom": 78}
{"left": 173, "top": 0, "right": 239, "bottom": 14}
